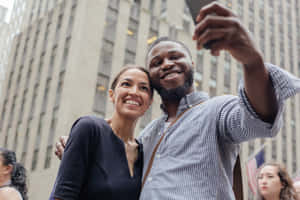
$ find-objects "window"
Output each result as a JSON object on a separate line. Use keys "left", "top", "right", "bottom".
{"left": 161, "top": 0, "right": 167, "bottom": 14}
{"left": 168, "top": 25, "right": 177, "bottom": 40}
{"left": 99, "top": 40, "right": 113, "bottom": 76}
{"left": 149, "top": 0, "right": 155, "bottom": 14}
{"left": 93, "top": 74, "right": 110, "bottom": 115}
{"left": 209, "top": 79, "right": 216, "bottom": 96}
{"left": 61, "top": 38, "right": 71, "bottom": 72}
{"left": 196, "top": 51, "right": 204, "bottom": 73}
{"left": 124, "top": 49, "right": 136, "bottom": 65}
{"left": 109, "top": 0, "right": 120, "bottom": 9}
{"left": 55, "top": 72, "right": 65, "bottom": 108}
{"left": 210, "top": 57, "right": 218, "bottom": 80}
{"left": 104, "top": 6, "right": 118, "bottom": 42}
{"left": 126, "top": 18, "right": 139, "bottom": 53}
{"left": 45, "top": 108, "right": 58, "bottom": 168}
{"left": 67, "top": 5, "right": 76, "bottom": 36}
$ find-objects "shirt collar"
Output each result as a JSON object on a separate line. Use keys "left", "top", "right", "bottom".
{"left": 160, "top": 91, "right": 209, "bottom": 117}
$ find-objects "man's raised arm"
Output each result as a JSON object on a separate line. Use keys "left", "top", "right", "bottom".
{"left": 193, "top": 2, "right": 277, "bottom": 122}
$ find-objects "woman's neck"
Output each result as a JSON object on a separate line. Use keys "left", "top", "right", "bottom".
{"left": 264, "top": 195, "right": 280, "bottom": 200}
{"left": 109, "top": 114, "right": 137, "bottom": 143}
{"left": 0, "top": 178, "right": 11, "bottom": 187}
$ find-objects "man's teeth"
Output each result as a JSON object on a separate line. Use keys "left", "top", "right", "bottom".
{"left": 126, "top": 100, "right": 139, "bottom": 105}
{"left": 165, "top": 72, "right": 179, "bottom": 79}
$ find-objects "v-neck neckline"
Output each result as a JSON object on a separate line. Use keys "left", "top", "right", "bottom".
{"left": 107, "top": 122, "right": 141, "bottom": 179}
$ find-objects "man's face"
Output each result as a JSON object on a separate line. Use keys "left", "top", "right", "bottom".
{"left": 146, "top": 41, "right": 194, "bottom": 101}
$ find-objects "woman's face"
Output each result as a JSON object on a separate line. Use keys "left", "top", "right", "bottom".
{"left": 109, "top": 68, "right": 152, "bottom": 120}
{"left": 258, "top": 165, "right": 283, "bottom": 199}
{"left": 0, "top": 154, "right": 8, "bottom": 177}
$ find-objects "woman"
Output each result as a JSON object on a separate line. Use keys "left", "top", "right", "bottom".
{"left": 53, "top": 65, "right": 153, "bottom": 200}
{"left": 257, "top": 162, "right": 297, "bottom": 200}
{"left": 0, "top": 148, "right": 28, "bottom": 200}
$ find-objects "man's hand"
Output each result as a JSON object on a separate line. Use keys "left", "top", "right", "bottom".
{"left": 193, "top": 2, "right": 277, "bottom": 122}
{"left": 55, "top": 136, "right": 68, "bottom": 160}
{"left": 192, "top": 2, "right": 263, "bottom": 67}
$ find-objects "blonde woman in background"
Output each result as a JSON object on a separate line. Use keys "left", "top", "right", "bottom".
{"left": 257, "top": 163, "right": 297, "bottom": 200}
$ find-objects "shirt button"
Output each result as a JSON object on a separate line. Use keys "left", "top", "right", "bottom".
{"left": 157, "top": 154, "right": 161, "bottom": 159}
{"left": 148, "top": 177, "right": 153, "bottom": 182}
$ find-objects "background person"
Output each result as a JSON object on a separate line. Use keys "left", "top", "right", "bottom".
{"left": 294, "top": 182, "right": 300, "bottom": 200}
{"left": 257, "top": 163, "right": 297, "bottom": 200}
{"left": 52, "top": 65, "right": 153, "bottom": 200}
{"left": 0, "top": 148, "right": 28, "bottom": 200}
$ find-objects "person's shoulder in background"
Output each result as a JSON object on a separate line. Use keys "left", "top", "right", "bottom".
{"left": 0, "top": 187, "right": 23, "bottom": 200}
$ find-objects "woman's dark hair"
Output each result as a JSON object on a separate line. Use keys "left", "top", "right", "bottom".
{"left": 0, "top": 148, "right": 28, "bottom": 200}
{"left": 110, "top": 64, "right": 154, "bottom": 98}
{"left": 256, "top": 162, "right": 297, "bottom": 200}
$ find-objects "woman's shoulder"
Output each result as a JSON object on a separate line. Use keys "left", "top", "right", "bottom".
{"left": 69, "top": 116, "right": 111, "bottom": 140}
{"left": 73, "top": 115, "right": 109, "bottom": 129}
{"left": 0, "top": 186, "right": 22, "bottom": 200}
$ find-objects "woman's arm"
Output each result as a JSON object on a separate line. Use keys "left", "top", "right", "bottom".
{"left": 53, "top": 117, "right": 100, "bottom": 199}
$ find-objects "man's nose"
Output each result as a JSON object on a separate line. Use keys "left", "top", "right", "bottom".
{"left": 161, "top": 59, "right": 174, "bottom": 70}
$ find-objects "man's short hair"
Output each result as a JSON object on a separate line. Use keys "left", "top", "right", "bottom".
{"left": 145, "top": 36, "right": 193, "bottom": 66}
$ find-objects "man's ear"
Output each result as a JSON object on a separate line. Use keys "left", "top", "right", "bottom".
{"left": 108, "top": 89, "right": 115, "bottom": 103}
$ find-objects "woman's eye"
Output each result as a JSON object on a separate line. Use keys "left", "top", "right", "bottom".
{"left": 121, "top": 82, "right": 130, "bottom": 86}
{"left": 141, "top": 86, "right": 149, "bottom": 91}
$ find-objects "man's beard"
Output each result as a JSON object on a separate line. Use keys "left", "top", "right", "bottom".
{"left": 153, "top": 69, "right": 194, "bottom": 102}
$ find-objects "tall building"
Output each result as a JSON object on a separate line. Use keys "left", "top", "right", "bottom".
{"left": 0, "top": 4, "right": 7, "bottom": 21}
{"left": 0, "top": 0, "right": 299, "bottom": 199}
{"left": 0, "top": 0, "right": 26, "bottom": 96}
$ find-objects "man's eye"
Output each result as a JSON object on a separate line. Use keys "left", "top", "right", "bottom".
{"left": 170, "top": 55, "right": 180, "bottom": 60}
{"left": 152, "top": 59, "right": 162, "bottom": 67}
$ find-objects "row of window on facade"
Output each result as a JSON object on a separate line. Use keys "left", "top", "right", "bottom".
{"left": 0, "top": 0, "right": 76, "bottom": 171}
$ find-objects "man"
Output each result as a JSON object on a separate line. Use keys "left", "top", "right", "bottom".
{"left": 54, "top": 2, "right": 300, "bottom": 199}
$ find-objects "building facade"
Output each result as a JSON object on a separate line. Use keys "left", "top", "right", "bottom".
{"left": 0, "top": 0, "right": 26, "bottom": 95}
{"left": 0, "top": 0, "right": 299, "bottom": 199}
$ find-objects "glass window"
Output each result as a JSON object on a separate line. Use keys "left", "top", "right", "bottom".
{"left": 104, "top": 7, "right": 118, "bottom": 42}
{"left": 99, "top": 40, "right": 113, "bottom": 76}
{"left": 93, "top": 74, "right": 110, "bottom": 115}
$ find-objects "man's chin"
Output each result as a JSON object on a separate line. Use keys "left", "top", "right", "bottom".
{"left": 157, "top": 86, "right": 188, "bottom": 102}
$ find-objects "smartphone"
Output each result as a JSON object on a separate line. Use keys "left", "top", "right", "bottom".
{"left": 185, "top": 0, "right": 217, "bottom": 49}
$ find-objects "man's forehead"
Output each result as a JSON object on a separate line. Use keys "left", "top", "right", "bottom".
{"left": 147, "top": 41, "right": 189, "bottom": 63}
{"left": 150, "top": 41, "right": 186, "bottom": 54}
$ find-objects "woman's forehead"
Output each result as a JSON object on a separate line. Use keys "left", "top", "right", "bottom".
{"left": 260, "top": 165, "right": 278, "bottom": 173}
{"left": 118, "top": 68, "right": 149, "bottom": 82}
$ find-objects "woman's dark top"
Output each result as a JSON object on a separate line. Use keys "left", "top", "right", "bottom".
{"left": 53, "top": 116, "right": 143, "bottom": 200}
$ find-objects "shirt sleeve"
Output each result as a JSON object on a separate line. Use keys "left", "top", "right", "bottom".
{"left": 218, "top": 63, "right": 300, "bottom": 143}
{"left": 53, "top": 116, "right": 100, "bottom": 200}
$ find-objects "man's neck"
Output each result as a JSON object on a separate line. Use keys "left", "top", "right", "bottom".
{"left": 162, "top": 89, "right": 195, "bottom": 122}
{"left": 163, "top": 101, "right": 180, "bottom": 122}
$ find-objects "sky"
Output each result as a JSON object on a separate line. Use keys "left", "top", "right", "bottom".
{"left": 0, "top": 0, "right": 14, "bottom": 23}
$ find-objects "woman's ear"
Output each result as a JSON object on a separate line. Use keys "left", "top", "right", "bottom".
{"left": 108, "top": 89, "right": 115, "bottom": 103}
{"left": 3, "top": 164, "right": 13, "bottom": 175}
